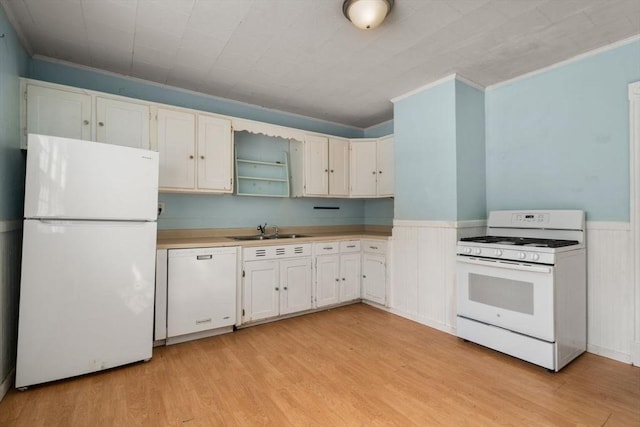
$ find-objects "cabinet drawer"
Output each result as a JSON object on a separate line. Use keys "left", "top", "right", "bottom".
{"left": 314, "top": 242, "right": 339, "bottom": 255}
{"left": 340, "top": 240, "right": 361, "bottom": 253}
{"left": 243, "top": 243, "right": 311, "bottom": 261}
{"left": 362, "top": 239, "right": 386, "bottom": 254}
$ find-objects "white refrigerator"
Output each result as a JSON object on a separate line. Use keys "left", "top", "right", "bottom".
{"left": 16, "top": 134, "right": 159, "bottom": 388}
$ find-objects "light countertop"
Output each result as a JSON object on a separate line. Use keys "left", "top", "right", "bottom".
{"left": 157, "top": 225, "right": 391, "bottom": 249}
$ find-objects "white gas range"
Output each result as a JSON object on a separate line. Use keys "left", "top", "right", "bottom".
{"left": 456, "top": 210, "right": 587, "bottom": 372}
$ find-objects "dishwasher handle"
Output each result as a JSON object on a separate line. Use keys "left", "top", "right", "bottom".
{"left": 196, "top": 254, "right": 213, "bottom": 260}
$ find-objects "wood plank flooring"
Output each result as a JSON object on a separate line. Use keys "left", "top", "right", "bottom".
{"left": 1, "top": 304, "right": 638, "bottom": 426}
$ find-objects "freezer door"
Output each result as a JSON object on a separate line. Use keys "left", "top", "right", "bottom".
{"left": 24, "top": 134, "right": 158, "bottom": 221}
{"left": 16, "top": 220, "right": 157, "bottom": 388}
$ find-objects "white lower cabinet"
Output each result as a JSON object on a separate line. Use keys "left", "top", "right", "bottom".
{"left": 361, "top": 240, "right": 387, "bottom": 305}
{"left": 314, "top": 240, "right": 361, "bottom": 308}
{"left": 242, "top": 244, "right": 312, "bottom": 323}
{"left": 167, "top": 247, "right": 238, "bottom": 341}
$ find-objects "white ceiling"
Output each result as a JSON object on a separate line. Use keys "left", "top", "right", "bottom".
{"left": 2, "top": 0, "right": 639, "bottom": 128}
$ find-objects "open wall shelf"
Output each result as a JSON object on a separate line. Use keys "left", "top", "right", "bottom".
{"left": 235, "top": 153, "right": 290, "bottom": 197}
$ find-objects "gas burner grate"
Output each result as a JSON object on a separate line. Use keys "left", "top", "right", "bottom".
{"left": 460, "top": 236, "right": 579, "bottom": 248}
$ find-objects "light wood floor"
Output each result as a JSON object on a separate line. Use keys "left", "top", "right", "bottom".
{"left": 1, "top": 304, "right": 638, "bottom": 426}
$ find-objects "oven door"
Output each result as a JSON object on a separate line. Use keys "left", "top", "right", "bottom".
{"left": 456, "top": 256, "right": 555, "bottom": 342}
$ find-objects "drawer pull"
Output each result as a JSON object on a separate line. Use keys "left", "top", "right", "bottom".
{"left": 346, "top": 245, "right": 356, "bottom": 248}
{"left": 195, "top": 318, "right": 212, "bottom": 325}
{"left": 323, "top": 246, "right": 334, "bottom": 250}
{"left": 197, "top": 255, "right": 213, "bottom": 260}
{"left": 369, "top": 246, "right": 378, "bottom": 250}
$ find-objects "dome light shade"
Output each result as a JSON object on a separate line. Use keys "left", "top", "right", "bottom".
{"left": 343, "top": 0, "right": 394, "bottom": 30}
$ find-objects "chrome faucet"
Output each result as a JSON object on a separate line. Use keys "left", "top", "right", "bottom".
{"left": 272, "top": 225, "right": 279, "bottom": 237}
{"left": 257, "top": 223, "right": 267, "bottom": 235}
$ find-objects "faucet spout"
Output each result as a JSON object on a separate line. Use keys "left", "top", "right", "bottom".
{"left": 257, "top": 223, "right": 267, "bottom": 235}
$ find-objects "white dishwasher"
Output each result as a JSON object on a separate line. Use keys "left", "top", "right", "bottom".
{"left": 167, "top": 246, "right": 238, "bottom": 344}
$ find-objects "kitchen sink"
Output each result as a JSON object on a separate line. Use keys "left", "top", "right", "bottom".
{"left": 231, "top": 235, "right": 272, "bottom": 241}
{"left": 230, "top": 234, "right": 309, "bottom": 241}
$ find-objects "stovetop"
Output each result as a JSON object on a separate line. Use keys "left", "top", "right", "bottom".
{"left": 459, "top": 235, "right": 579, "bottom": 248}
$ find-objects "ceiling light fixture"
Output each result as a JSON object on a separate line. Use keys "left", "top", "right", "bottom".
{"left": 342, "top": 0, "right": 394, "bottom": 30}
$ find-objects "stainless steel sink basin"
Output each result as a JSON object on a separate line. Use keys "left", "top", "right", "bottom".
{"left": 231, "top": 235, "right": 272, "bottom": 241}
{"left": 230, "top": 234, "right": 309, "bottom": 241}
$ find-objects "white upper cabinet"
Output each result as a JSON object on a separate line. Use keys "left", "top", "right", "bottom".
{"left": 197, "top": 114, "right": 233, "bottom": 192}
{"left": 377, "top": 135, "right": 394, "bottom": 197}
{"left": 23, "top": 81, "right": 151, "bottom": 150}
{"left": 350, "top": 139, "right": 378, "bottom": 197}
{"left": 329, "top": 138, "right": 350, "bottom": 196}
{"left": 304, "top": 134, "right": 329, "bottom": 195}
{"left": 157, "top": 108, "right": 196, "bottom": 190}
{"left": 350, "top": 136, "right": 394, "bottom": 198}
{"left": 96, "top": 97, "right": 150, "bottom": 149}
{"left": 291, "top": 134, "right": 350, "bottom": 197}
{"left": 156, "top": 107, "right": 233, "bottom": 193}
{"left": 26, "top": 84, "right": 91, "bottom": 143}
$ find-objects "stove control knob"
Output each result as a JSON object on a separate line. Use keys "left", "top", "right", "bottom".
{"left": 474, "top": 248, "right": 482, "bottom": 255}
{"left": 464, "top": 247, "right": 472, "bottom": 254}
{"left": 518, "top": 252, "right": 526, "bottom": 260}
{"left": 531, "top": 253, "right": 540, "bottom": 261}
{"left": 495, "top": 249, "right": 503, "bottom": 256}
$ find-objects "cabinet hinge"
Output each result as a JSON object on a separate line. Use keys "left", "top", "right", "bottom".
{"left": 242, "top": 309, "right": 245, "bottom": 317}
{"left": 242, "top": 270, "right": 245, "bottom": 278}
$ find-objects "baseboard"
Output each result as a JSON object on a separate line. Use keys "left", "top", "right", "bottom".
{"left": 0, "top": 369, "right": 14, "bottom": 402}
{"left": 632, "top": 341, "right": 640, "bottom": 367}
{"left": 586, "top": 344, "right": 632, "bottom": 364}
{"left": 382, "top": 306, "right": 456, "bottom": 336}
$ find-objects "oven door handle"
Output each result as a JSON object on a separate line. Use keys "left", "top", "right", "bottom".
{"left": 457, "top": 257, "right": 552, "bottom": 274}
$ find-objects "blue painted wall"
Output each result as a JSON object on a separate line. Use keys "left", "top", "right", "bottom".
{"left": 455, "top": 80, "right": 486, "bottom": 221}
{"left": 157, "top": 194, "right": 366, "bottom": 229}
{"left": 0, "top": 6, "right": 29, "bottom": 220}
{"left": 486, "top": 40, "right": 640, "bottom": 222}
{"left": 393, "top": 79, "right": 458, "bottom": 220}
{"left": 364, "top": 119, "right": 394, "bottom": 138}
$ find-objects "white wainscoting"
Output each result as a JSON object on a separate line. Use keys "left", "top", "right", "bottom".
{"left": 585, "top": 222, "right": 634, "bottom": 363}
{"left": 0, "top": 220, "right": 22, "bottom": 401}
{"left": 390, "top": 220, "right": 485, "bottom": 334}
{"left": 390, "top": 219, "right": 635, "bottom": 365}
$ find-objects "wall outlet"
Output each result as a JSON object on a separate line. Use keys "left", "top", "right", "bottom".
{"left": 158, "top": 202, "right": 165, "bottom": 217}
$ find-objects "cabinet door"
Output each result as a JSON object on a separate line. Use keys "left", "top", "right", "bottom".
{"left": 280, "top": 258, "right": 312, "bottom": 315}
{"left": 328, "top": 137, "right": 349, "bottom": 196}
{"left": 362, "top": 253, "right": 386, "bottom": 305}
{"left": 377, "top": 136, "right": 394, "bottom": 196}
{"left": 157, "top": 108, "right": 196, "bottom": 189}
{"left": 197, "top": 114, "right": 233, "bottom": 192}
{"left": 96, "top": 97, "right": 150, "bottom": 149}
{"left": 243, "top": 260, "right": 280, "bottom": 322}
{"left": 315, "top": 255, "right": 340, "bottom": 308}
{"left": 167, "top": 248, "right": 237, "bottom": 338}
{"left": 26, "top": 84, "right": 91, "bottom": 142}
{"left": 340, "top": 253, "right": 361, "bottom": 302}
{"left": 350, "top": 140, "right": 377, "bottom": 197}
{"left": 304, "top": 135, "right": 329, "bottom": 195}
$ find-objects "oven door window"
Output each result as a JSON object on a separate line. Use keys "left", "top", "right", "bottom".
{"left": 468, "top": 273, "right": 534, "bottom": 315}
{"left": 456, "top": 258, "right": 555, "bottom": 342}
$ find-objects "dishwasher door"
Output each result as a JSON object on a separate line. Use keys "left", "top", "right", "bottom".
{"left": 167, "top": 247, "right": 238, "bottom": 338}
